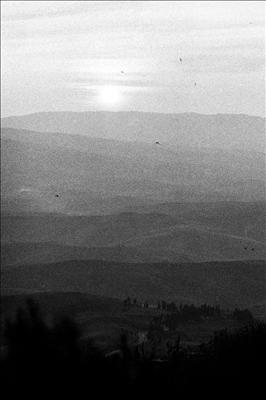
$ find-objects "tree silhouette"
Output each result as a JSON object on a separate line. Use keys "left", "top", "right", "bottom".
{"left": 1, "top": 298, "right": 265, "bottom": 398}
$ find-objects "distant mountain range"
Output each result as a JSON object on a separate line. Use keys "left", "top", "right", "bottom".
{"left": 1, "top": 112, "right": 265, "bottom": 260}
{"left": 2, "top": 111, "right": 265, "bottom": 152}
{"left": 1, "top": 111, "right": 265, "bottom": 310}
{"left": 1, "top": 123, "right": 265, "bottom": 213}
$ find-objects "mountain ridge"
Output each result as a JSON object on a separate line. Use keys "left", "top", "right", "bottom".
{"left": 2, "top": 111, "right": 264, "bottom": 153}
{"left": 2, "top": 110, "right": 265, "bottom": 120}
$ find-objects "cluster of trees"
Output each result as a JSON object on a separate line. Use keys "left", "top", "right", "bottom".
{"left": 123, "top": 297, "right": 254, "bottom": 326}
{"left": 159, "top": 302, "right": 222, "bottom": 316}
{"left": 123, "top": 298, "right": 223, "bottom": 312}
{"left": 232, "top": 308, "right": 254, "bottom": 323}
{"left": 148, "top": 304, "right": 254, "bottom": 334}
{"left": 1, "top": 299, "right": 264, "bottom": 399}
{"left": 123, "top": 297, "right": 137, "bottom": 307}
{"left": 123, "top": 297, "right": 151, "bottom": 308}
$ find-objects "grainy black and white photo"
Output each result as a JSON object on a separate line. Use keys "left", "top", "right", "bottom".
{"left": 1, "top": 1, "right": 265, "bottom": 398}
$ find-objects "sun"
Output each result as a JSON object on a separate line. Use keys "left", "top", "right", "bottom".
{"left": 97, "top": 86, "right": 123, "bottom": 106}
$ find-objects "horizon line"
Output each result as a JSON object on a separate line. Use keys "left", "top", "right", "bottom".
{"left": 1, "top": 109, "right": 265, "bottom": 119}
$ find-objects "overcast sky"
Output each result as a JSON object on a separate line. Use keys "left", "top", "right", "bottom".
{"left": 1, "top": 1, "right": 265, "bottom": 117}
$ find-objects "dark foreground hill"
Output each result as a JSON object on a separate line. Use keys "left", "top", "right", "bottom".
{"left": 1, "top": 291, "right": 262, "bottom": 353}
{"left": 1, "top": 296, "right": 265, "bottom": 399}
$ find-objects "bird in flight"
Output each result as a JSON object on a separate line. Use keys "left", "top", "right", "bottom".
{"left": 155, "top": 141, "right": 161, "bottom": 145}
{"left": 179, "top": 57, "right": 183, "bottom": 63}
{"left": 55, "top": 194, "right": 60, "bottom": 198}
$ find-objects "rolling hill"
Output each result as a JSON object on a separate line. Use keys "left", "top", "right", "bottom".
{"left": 2, "top": 207, "right": 265, "bottom": 265}
{"left": 2, "top": 259, "right": 265, "bottom": 310}
{"left": 1, "top": 126, "right": 265, "bottom": 214}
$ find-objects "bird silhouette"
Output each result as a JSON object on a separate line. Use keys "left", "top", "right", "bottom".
{"left": 55, "top": 194, "right": 60, "bottom": 198}
{"left": 179, "top": 57, "right": 183, "bottom": 63}
{"left": 155, "top": 141, "right": 160, "bottom": 145}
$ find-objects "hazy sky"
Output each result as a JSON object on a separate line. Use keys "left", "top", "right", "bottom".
{"left": 1, "top": 1, "right": 265, "bottom": 117}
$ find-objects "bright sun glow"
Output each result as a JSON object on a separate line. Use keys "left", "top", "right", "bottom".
{"left": 97, "top": 86, "right": 123, "bottom": 106}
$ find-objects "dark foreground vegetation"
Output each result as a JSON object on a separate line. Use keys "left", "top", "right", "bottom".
{"left": 1, "top": 299, "right": 265, "bottom": 399}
